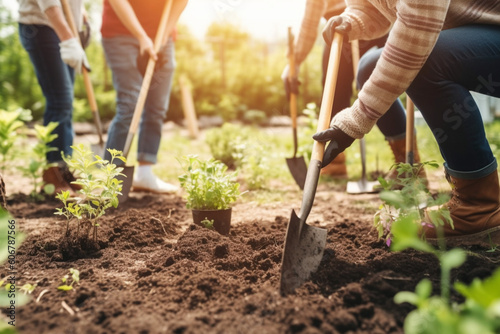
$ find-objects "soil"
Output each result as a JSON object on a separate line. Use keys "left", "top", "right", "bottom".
{"left": 2, "top": 159, "right": 499, "bottom": 333}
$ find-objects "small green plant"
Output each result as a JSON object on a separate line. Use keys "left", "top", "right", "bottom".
{"left": 200, "top": 218, "right": 214, "bottom": 230}
{"left": 55, "top": 144, "right": 125, "bottom": 243}
{"left": 391, "top": 220, "right": 500, "bottom": 334}
{"left": 58, "top": 268, "right": 80, "bottom": 291}
{"left": 373, "top": 161, "right": 450, "bottom": 246}
{"left": 18, "top": 122, "right": 59, "bottom": 200}
{"left": 205, "top": 123, "right": 252, "bottom": 169}
{"left": 0, "top": 108, "right": 32, "bottom": 172}
{"left": 297, "top": 102, "right": 318, "bottom": 162}
{"left": 178, "top": 155, "right": 241, "bottom": 210}
{"left": 378, "top": 163, "right": 500, "bottom": 333}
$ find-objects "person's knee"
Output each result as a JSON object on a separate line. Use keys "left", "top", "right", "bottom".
{"left": 357, "top": 48, "right": 382, "bottom": 88}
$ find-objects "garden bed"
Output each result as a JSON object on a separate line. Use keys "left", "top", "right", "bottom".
{"left": 4, "top": 176, "right": 499, "bottom": 334}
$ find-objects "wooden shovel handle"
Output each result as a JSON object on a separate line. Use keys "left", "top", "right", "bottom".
{"left": 311, "top": 33, "right": 344, "bottom": 162}
{"left": 406, "top": 97, "right": 415, "bottom": 164}
{"left": 123, "top": 0, "right": 174, "bottom": 158}
{"left": 287, "top": 27, "right": 298, "bottom": 130}
{"left": 60, "top": 0, "right": 104, "bottom": 146}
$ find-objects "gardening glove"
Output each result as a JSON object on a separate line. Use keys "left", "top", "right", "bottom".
{"left": 59, "top": 37, "right": 90, "bottom": 74}
{"left": 322, "top": 16, "right": 352, "bottom": 45}
{"left": 281, "top": 64, "right": 300, "bottom": 100}
{"left": 313, "top": 125, "right": 355, "bottom": 168}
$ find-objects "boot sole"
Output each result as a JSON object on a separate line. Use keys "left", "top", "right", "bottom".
{"left": 132, "top": 186, "right": 178, "bottom": 194}
{"left": 426, "top": 226, "right": 500, "bottom": 248}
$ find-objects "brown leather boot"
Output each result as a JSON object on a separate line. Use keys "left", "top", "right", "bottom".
{"left": 423, "top": 170, "right": 500, "bottom": 247}
{"left": 320, "top": 152, "right": 348, "bottom": 178}
{"left": 42, "top": 166, "right": 75, "bottom": 195}
{"left": 59, "top": 165, "right": 82, "bottom": 191}
{"left": 386, "top": 136, "right": 427, "bottom": 185}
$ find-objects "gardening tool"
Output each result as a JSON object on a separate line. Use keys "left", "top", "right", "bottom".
{"left": 179, "top": 75, "right": 200, "bottom": 139}
{"left": 117, "top": 0, "right": 174, "bottom": 203}
{"left": 346, "top": 40, "right": 378, "bottom": 194}
{"left": 285, "top": 27, "right": 307, "bottom": 190}
{"left": 280, "top": 33, "right": 343, "bottom": 295}
{"left": 61, "top": 0, "right": 105, "bottom": 157}
{"left": 406, "top": 98, "right": 415, "bottom": 164}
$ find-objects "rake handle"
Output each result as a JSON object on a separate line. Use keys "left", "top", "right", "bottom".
{"left": 60, "top": 0, "right": 104, "bottom": 146}
{"left": 123, "top": 0, "right": 173, "bottom": 158}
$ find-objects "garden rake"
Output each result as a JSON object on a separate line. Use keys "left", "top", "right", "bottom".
{"left": 285, "top": 27, "right": 307, "bottom": 190}
{"left": 117, "top": 0, "right": 173, "bottom": 203}
{"left": 346, "top": 40, "right": 378, "bottom": 194}
{"left": 61, "top": 0, "right": 105, "bottom": 157}
{"left": 280, "top": 32, "right": 343, "bottom": 295}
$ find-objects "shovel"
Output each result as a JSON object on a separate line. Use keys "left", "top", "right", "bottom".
{"left": 280, "top": 33, "right": 343, "bottom": 295}
{"left": 406, "top": 98, "right": 415, "bottom": 164}
{"left": 61, "top": 0, "right": 105, "bottom": 156}
{"left": 285, "top": 27, "right": 307, "bottom": 190}
{"left": 116, "top": 0, "right": 173, "bottom": 203}
{"left": 345, "top": 40, "right": 378, "bottom": 194}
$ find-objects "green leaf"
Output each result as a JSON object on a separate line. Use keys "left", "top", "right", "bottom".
{"left": 440, "top": 248, "right": 466, "bottom": 272}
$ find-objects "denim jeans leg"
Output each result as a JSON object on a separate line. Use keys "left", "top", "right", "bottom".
{"left": 19, "top": 23, "right": 75, "bottom": 163}
{"left": 357, "top": 47, "right": 407, "bottom": 139}
{"left": 137, "top": 38, "right": 176, "bottom": 164}
{"left": 407, "top": 24, "right": 500, "bottom": 175}
{"left": 102, "top": 36, "right": 144, "bottom": 165}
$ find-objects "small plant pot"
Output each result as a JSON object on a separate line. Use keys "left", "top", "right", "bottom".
{"left": 191, "top": 208, "right": 232, "bottom": 235}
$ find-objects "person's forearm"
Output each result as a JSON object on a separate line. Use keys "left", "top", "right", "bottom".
{"left": 162, "top": 0, "right": 189, "bottom": 45}
{"left": 44, "top": 5, "right": 74, "bottom": 41}
{"left": 107, "top": 0, "right": 149, "bottom": 42}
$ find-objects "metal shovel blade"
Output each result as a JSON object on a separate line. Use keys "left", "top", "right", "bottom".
{"left": 280, "top": 209, "right": 328, "bottom": 295}
{"left": 346, "top": 138, "right": 379, "bottom": 194}
{"left": 286, "top": 157, "right": 307, "bottom": 190}
{"left": 116, "top": 166, "right": 134, "bottom": 204}
{"left": 90, "top": 143, "right": 105, "bottom": 159}
{"left": 346, "top": 178, "right": 379, "bottom": 194}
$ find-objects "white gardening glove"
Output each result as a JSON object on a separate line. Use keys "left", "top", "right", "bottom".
{"left": 59, "top": 37, "right": 90, "bottom": 74}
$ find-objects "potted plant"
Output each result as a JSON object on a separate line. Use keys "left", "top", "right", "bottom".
{"left": 178, "top": 155, "right": 242, "bottom": 235}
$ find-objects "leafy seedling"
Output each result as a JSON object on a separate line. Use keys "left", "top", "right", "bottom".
{"left": 200, "top": 218, "right": 214, "bottom": 230}
{"left": 178, "top": 155, "right": 242, "bottom": 210}
{"left": 0, "top": 108, "right": 32, "bottom": 172}
{"left": 18, "top": 122, "right": 58, "bottom": 200}
{"left": 55, "top": 145, "right": 126, "bottom": 243}
{"left": 58, "top": 268, "right": 80, "bottom": 291}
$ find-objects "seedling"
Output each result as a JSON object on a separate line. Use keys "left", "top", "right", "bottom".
{"left": 58, "top": 268, "right": 80, "bottom": 291}
{"left": 55, "top": 144, "right": 125, "bottom": 243}
{"left": 200, "top": 218, "right": 214, "bottom": 230}
{"left": 0, "top": 108, "right": 32, "bottom": 172}
{"left": 178, "top": 155, "right": 242, "bottom": 210}
{"left": 19, "top": 283, "right": 37, "bottom": 295}
{"left": 18, "top": 122, "right": 59, "bottom": 200}
{"left": 373, "top": 161, "right": 450, "bottom": 246}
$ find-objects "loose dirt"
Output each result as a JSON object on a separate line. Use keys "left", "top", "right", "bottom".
{"left": 2, "top": 171, "right": 499, "bottom": 334}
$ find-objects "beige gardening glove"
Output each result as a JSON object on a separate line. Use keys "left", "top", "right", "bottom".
{"left": 59, "top": 37, "right": 90, "bottom": 74}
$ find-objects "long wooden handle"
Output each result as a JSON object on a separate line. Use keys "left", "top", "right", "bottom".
{"left": 311, "top": 33, "right": 343, "bottom": 162}
{"left": 61, "top": 0, "right": 104, "bottom": 146}
{"left": 287, "top": 27, "right": 298, "bottom": 131}
{"left": 123, "top": 0, "right": 173, "bottom": 158}
{"left": 406, "top": 97, "right": 415, "bottom": 164}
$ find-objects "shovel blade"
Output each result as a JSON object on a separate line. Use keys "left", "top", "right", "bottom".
{"left": 280, "top": 209, "right": 327, "bottom": 295}
{"left": 346, "top": 178, "right": 380, "bottom": 194}
{"left": 286, "top": 157, "right": 307, "bottom": 190}
{"left": 117, "top": 165, "right": 134, "bottom": 204}
{"left": 90, "top": 143, "right": 105, "bottom": 158}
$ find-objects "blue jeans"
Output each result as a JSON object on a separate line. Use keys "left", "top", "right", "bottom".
{"left": 102, "top": 35, "right": 175, "bottom": 165}
{"left": 19, "top": 23, "right": 75, "bottom": 163}
{"left": 406, "top": 24, "right": 500, "bottom": 179}
{"left": 323, "top": 37, "right": 406, "bottom": 139}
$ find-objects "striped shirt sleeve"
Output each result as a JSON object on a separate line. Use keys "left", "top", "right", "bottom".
{"left": 333, "top": 0, "right": 451, "bottom": 139}
{"left": 294, "top": 0, "right": 327, "bottom": 65}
